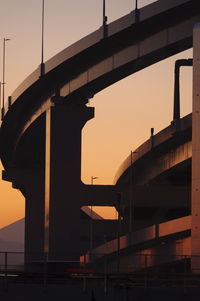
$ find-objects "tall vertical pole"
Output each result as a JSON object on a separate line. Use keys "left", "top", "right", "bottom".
{"left": 117, "top": 193, "right": 121, "bottom": 273}
{"left": 135, "top": 0, "right": 139, "bottom": 23}
{"left": 90, "top": 176, "right": 98, "bottom": 252}
{"left": 2, "top": 39, "right": 6, "bottom": 113}
{"left": 192, "top": 23, "right": 200, "bottom": 274}
{"left": 4, "top": 252, "right": 8, "bottom": 291}
{"left": 173, "top": 61, "right": 181, "bottom": 121}
{"left": 103, "top": 0, "right": 107, "bottom": 38}
{"left": 44, "top": 108, "right": 50, "bottom": 256}
{"left": 103, "top": 0, "right": 106, "bottom": 25}
{"left": 2, "top": 38, "right": 10, "bottom": 120}
{"left": 129, "top": 151, "right": 137, "bottom": 233}
{"left": 129, "top": 151, "right": 133, "bottom": 233}
{"left": 173, "top": 59, "right": 193, "bottom": 122}
{"left": 0, "top": 82, "right": 1, "bottom": 119}
{"left": 40, "top": 0, "right": 45, "bottom": 76}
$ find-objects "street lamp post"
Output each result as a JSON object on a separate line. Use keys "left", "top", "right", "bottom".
{"left": 129, "top": 151, "right": 137, "bottom": 233}
{"left": 2, "top": 38, "right": 10, "bottom": 120}
{"left": 90, "top": 176, "right": 98, "bottom": 252}
{"left": 103, "top": 0, "right": 107, "bottom": 38}
{"left": 0, "top": 82, "right": 1, "bottom": 118}
{"left": 40, "top": 0, "right": 45, "bottom": 76}
{"left": 135, "top": 0, "right": 139, "bottom": 23}
{"left": 103, "top": 0, "right": 107, "bottom": 26}
{"left": 117, "top": 192, "right": 122, "bottom": 273}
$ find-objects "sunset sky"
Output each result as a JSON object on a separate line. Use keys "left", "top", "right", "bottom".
{"left": 0, "top": 0, "right": 193, "bottom": 228}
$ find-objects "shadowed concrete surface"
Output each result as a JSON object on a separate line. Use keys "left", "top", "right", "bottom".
{"left": 0, "top": 283, "right": 200, "bottom": 300}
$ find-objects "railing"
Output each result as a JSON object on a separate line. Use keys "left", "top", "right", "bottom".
{"left": 0, "top": 252, "right": 200, "bottom": 292}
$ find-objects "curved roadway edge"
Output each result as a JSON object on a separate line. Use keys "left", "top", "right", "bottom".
{"left": 82, "top": 215, "right": 191, "bottom": 268}
{"left": 114, "top": 114, "right": 192, "bottom": 185}
{"left": 0, "top": 0, "right": 200, "bottom": 168}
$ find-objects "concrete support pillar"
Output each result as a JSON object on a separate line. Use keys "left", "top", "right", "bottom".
{"left": 2, "top": 168, "right": 45, "bottom": 263}
{"left": 24, "top": 169, "right": 45, "bottom": 262}
{"left": 46, "top": 100, "right": 94, "bottom": 261}
{"left": 192, "top": 23, "right": 200, "bottom": 273}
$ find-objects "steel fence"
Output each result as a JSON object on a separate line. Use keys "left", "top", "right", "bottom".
{"left": 0, "top": 252, "right": 200, "bottom": 293}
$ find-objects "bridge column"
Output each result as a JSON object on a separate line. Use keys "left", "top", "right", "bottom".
{"left": 24, "top": 169, "right": 45, "bottom": 263}
{"left": 192, "top": 23, "right": 200, "bottom": 273}
{"left": 46, "top": 99, "right": 94, "bottom": 261}
{"left": 2, "top": 168, "right": 45, "bottom": 262}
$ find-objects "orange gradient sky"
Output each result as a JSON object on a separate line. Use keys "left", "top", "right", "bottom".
{"left": 0, "top": 0, "right": 193, "bottom": 228}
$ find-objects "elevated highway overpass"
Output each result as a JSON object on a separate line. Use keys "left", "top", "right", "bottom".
{"left": 1, "top": 0, "right": 199, "bottom": 168}
{"left": 83, "top": 114, "right": 193, "bottom": 272}
{"left": 0, "top": 0, "right": 199, "bottom": 266}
